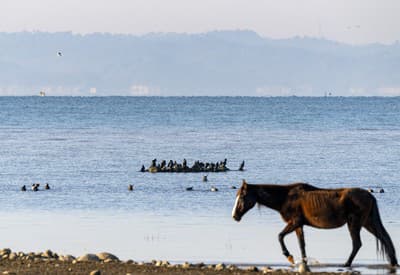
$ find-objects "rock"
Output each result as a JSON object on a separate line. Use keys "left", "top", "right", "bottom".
{"left": 125, "top": 259, "right": 134, "bottom": 264}
{"left": 96, "top": 252, "right": 119, "bottom": 262}
{"left": 181, "top": 262, "right": 192, "bottom": 269}
{"left": 2, "top": 254, "right": 9, "bottom": 260}
{"left": 161, "top": 260, "right": 170, "bottom": 267}
{"left": 215, "top": 263, "right": 225, "bottom": 271}
{"left": 59, "top": 254, "right": 75, "bottom": 262}
{"left": 262, "top": 266, "right": 274, "bottom": 273}
{"left": 154, "top": 260, "right": 170, "bottom": 267}
{"left": 154, "top": 260, "right": 162, "bottom": 267}
{"left": 0, "top": 248, "right": 11, "bottom": 256}
{"left": 89, "top": 270, "right": 101, "bottom": 275}
{"left": 227, "top": 264, "right": 239, "bottom": 271}
{"left": 77, "top": 253, "right": 100, "bottom": 262}
{"left": 3, "top": 271, "right": 17, "bottom": 275}
{"left": 247, "top": 266, "right": 259, "bottom": 272}
{"left": 8, "top": 253, "right": 17, "bottom": 260}
{"left": 42, "top": 249, "right": 54, "bottom": 258}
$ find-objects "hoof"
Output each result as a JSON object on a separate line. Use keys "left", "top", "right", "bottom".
{"left": 298, "top": 262, "right": 310, "bottom": 273}
{"left": 287, "top": 255, "right": 295, "bottom": 265}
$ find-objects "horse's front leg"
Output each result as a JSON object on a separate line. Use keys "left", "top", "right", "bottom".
{"left": 295, "top": 227, "right": 307, "bottom": 263}
{"left": 278, "top": 222, "right": 299, "bottom": 264}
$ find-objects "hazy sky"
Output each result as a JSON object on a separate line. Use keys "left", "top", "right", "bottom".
{"left": 2, "top": 0, "right": 399, "bottom": 44}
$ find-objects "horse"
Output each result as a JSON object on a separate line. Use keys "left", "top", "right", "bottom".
{"left": 232, "top": 180, "right": 398, "bottom": 267}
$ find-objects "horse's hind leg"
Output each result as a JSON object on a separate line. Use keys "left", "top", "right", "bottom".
{"left": 344, "top": 217, "right": 362, "bottom": 267}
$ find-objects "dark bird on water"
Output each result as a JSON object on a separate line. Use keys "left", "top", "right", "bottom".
{"left": 21, "top": 185, "right": 26, "bottom": 191}
{"left": 238, "top": 160, "right": 245, "bottom": 171}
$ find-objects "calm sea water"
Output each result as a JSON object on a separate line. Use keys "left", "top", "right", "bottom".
{"left": 0, "top": 96, "right": 399, "bottom": 271}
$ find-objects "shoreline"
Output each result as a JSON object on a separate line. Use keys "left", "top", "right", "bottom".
{"left": 0, "top": 248, "right": 387, "bottom": 274}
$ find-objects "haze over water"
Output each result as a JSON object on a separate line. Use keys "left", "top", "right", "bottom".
{"left": 0, "top": 96, "right": 399, "bottom": 271}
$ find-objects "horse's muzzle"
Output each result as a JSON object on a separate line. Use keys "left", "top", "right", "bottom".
{"left": 232, "top": 215, "right": 241, "bottom": 222}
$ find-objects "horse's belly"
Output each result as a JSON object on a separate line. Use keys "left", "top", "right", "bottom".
{"left": 305, "top": 209, "right": 346, "bottom": 229}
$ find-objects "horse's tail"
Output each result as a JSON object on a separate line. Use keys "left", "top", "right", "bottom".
{"left": 368, "top": 198, "right": 398, "bottom": 266}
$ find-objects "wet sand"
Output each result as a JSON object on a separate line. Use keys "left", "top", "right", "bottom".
{"left": 0, "top": 252, "right": 364, "bottom": 275}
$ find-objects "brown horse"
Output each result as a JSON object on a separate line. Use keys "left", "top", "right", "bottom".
{"left": 232, "top": 180, "right": 398, "bottom": 267}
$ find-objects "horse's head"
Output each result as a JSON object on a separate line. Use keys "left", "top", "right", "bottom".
{"left": 232, "top": 180, "right": 257, "bottom": 222}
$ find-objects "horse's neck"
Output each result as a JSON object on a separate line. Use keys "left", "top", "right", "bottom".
{"left": 254, "top": 185, "right": 288, "bottom": 212}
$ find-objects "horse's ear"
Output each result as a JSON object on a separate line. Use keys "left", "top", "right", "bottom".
{"left": 242, "top": 179, "right": 247, "bottom": 188}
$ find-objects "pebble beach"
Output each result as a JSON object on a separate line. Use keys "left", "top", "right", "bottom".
{"left": 0, "top": 248, "right": 366, "bottom": 275}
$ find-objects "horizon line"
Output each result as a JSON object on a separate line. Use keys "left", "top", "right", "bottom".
{"left": 1, "top": 30, "right": 398, "bottom": 47}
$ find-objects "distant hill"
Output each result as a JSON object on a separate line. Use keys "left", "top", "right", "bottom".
{"left": 0, "top": 31, "right": 399, "bottom": 96}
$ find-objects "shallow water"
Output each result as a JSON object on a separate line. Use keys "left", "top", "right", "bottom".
{"left": 0, "top": 97, "right": 399, "bottom": 273}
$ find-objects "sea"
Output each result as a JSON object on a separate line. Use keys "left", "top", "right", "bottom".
{"left": 0, "top": 96, "right": 399, "bottom": 273}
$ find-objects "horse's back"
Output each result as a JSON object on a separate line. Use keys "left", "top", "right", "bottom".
{"left": 297, "top": 187, "right": 374, "bottom": 228}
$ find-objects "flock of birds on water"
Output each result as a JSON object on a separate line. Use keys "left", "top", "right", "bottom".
{"left": 140, "top": 158, "right": 245, "bottom": 173}
{"left": 20, "top": 183, "right": 50, "bottom": 192}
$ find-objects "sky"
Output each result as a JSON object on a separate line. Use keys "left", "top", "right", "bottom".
{"left": 1, "top": 0, "right": 400, "bottom": 45}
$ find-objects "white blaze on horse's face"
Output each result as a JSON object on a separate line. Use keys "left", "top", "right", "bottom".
{"left": 232, "top": 195, "right": 240, "bottom": 220}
